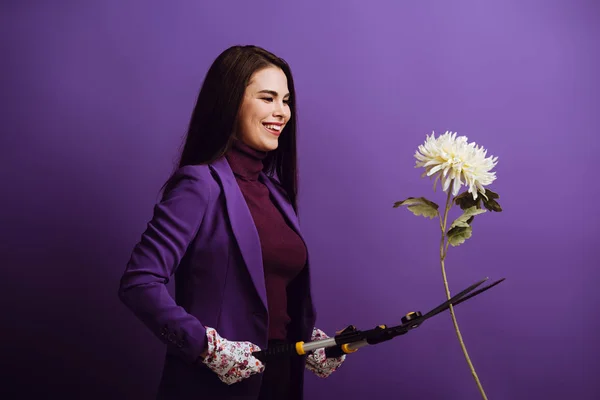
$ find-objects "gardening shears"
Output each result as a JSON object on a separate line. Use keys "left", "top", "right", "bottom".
{"left": 252, "top": 276, "right": 505, "bottom": 361}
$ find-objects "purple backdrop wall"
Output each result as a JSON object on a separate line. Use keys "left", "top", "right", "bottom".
{"left": 1, "top": 1, "right": 598, "bottom": 399}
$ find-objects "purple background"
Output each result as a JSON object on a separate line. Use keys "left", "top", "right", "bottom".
{"left": 1, "top": 1, "right": 598, "bottom": 399}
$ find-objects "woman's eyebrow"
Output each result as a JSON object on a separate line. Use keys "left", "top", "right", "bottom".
{"left": 257, "top": 89, "right": 290, "bottom": 98}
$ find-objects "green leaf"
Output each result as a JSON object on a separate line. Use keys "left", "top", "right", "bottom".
{"left": 393, "top": 197, "right": 439, "bottom": 219}
{"left": 449, "top": 206, "right": 487, "bottom": 230}
{"left": 446, "top": 206, "right": 487, "bottom": 246}
{"left": 481, "top": 188, "right": 503, "bottom": 212}
{"left": 483, "top": 188, "right": 500, "bottom": 199}
{"left": 454, "top": 188, "right": 503, "bottom": 213}
{"left": 447, "top": 225, "right": 473, "bottom": 247}
{"left": 483, "top": 198, "right": 502, "bottom": 212}
{"left": 453, "top": 191, "right": 481, "bottom": 210}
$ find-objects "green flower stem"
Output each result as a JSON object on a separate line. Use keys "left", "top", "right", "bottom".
{"left": 439, "top": 189, "right": 488, "bottom": 400}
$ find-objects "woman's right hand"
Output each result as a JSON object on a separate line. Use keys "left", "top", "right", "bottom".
{"left": 200, "top": 327, "right": 265, "bottom": 385}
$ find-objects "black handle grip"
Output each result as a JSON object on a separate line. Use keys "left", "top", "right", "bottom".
{"left": 252, "top": 342, "right": 296, "bottom": 362}
{"left": 324, "top": 345, "right": 346, "bottom": 359}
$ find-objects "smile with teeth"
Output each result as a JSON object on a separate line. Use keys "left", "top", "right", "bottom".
{"left": 263, "top": 123, "right": 282, "bottom": 133}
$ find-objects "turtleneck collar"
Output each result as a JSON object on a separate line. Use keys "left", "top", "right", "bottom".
{"left": 225, "top": 138, "right": 268, "bottom": 181}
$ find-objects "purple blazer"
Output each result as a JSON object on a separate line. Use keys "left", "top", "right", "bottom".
{"left": 118, "top": 156, "right": 317, "bottom": 400}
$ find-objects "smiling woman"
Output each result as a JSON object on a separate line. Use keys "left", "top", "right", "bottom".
{"left": 236, "top": 69, "right": 292, "bottom": 151}
{"left": 117, "top": 45, "right": 348, "bottom": 400}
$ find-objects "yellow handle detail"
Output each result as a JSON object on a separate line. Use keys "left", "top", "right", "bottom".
{"left": 341, "top": 343, "right": 358, "bottom": 354}
{"left": 295, "top": 341, "right": 305, "bottom": 355}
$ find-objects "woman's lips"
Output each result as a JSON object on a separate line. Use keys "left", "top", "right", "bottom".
{"left": 262, "top": 123, "right": 283, "bottom": 136}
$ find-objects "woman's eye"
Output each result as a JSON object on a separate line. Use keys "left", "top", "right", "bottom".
{"left": 261, "top": 97, "right": 290, "bottom": 106}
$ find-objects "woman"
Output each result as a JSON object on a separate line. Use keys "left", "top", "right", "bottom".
{"left": 118, "top": 45, "right": 346, "bottom": 400}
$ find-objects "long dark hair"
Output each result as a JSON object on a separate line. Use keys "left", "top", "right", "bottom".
{"left": 164, "top": 45, "right": 299, "bottom": 212}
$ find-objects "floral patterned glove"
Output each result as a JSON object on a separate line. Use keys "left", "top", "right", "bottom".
{"left": 200, "top": 327, "right": 265, "bottom": 385}
{"left": 305, "top": 327, "right": 346, "bottom": 378}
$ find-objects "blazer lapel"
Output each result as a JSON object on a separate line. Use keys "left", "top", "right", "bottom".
{"left": 259, "top": 173, "right": 303, "bottom": 241}
{"left": 261, "top": 172, "right": 317, "bottom": 325}
{"left": 209, "top": 157, "right": 268, "bottom": 313}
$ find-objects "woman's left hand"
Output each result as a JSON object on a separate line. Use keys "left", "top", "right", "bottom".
{"left": 305, "top": 327, "right": 346, "bottom": 378}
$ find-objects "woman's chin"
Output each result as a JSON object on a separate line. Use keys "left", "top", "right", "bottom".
{"left": 260, "top": 138, "right": 280, "bottom": 152}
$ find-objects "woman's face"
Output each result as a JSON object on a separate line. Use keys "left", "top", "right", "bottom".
{"left": 236, "top": 66, "right": 291, "bottom": 151}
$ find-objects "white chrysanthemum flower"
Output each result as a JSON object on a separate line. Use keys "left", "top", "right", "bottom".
{"left": 414, "top": 131, "right": 498, "bottom": 200}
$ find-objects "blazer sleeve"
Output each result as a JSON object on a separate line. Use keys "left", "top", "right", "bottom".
{"left": 118, "top": 165, "right": 211, "bottom": 365}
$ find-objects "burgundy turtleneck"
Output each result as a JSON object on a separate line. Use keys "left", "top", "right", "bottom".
{"left": 225, "top": 139, "right": 307, "bottom": 340}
